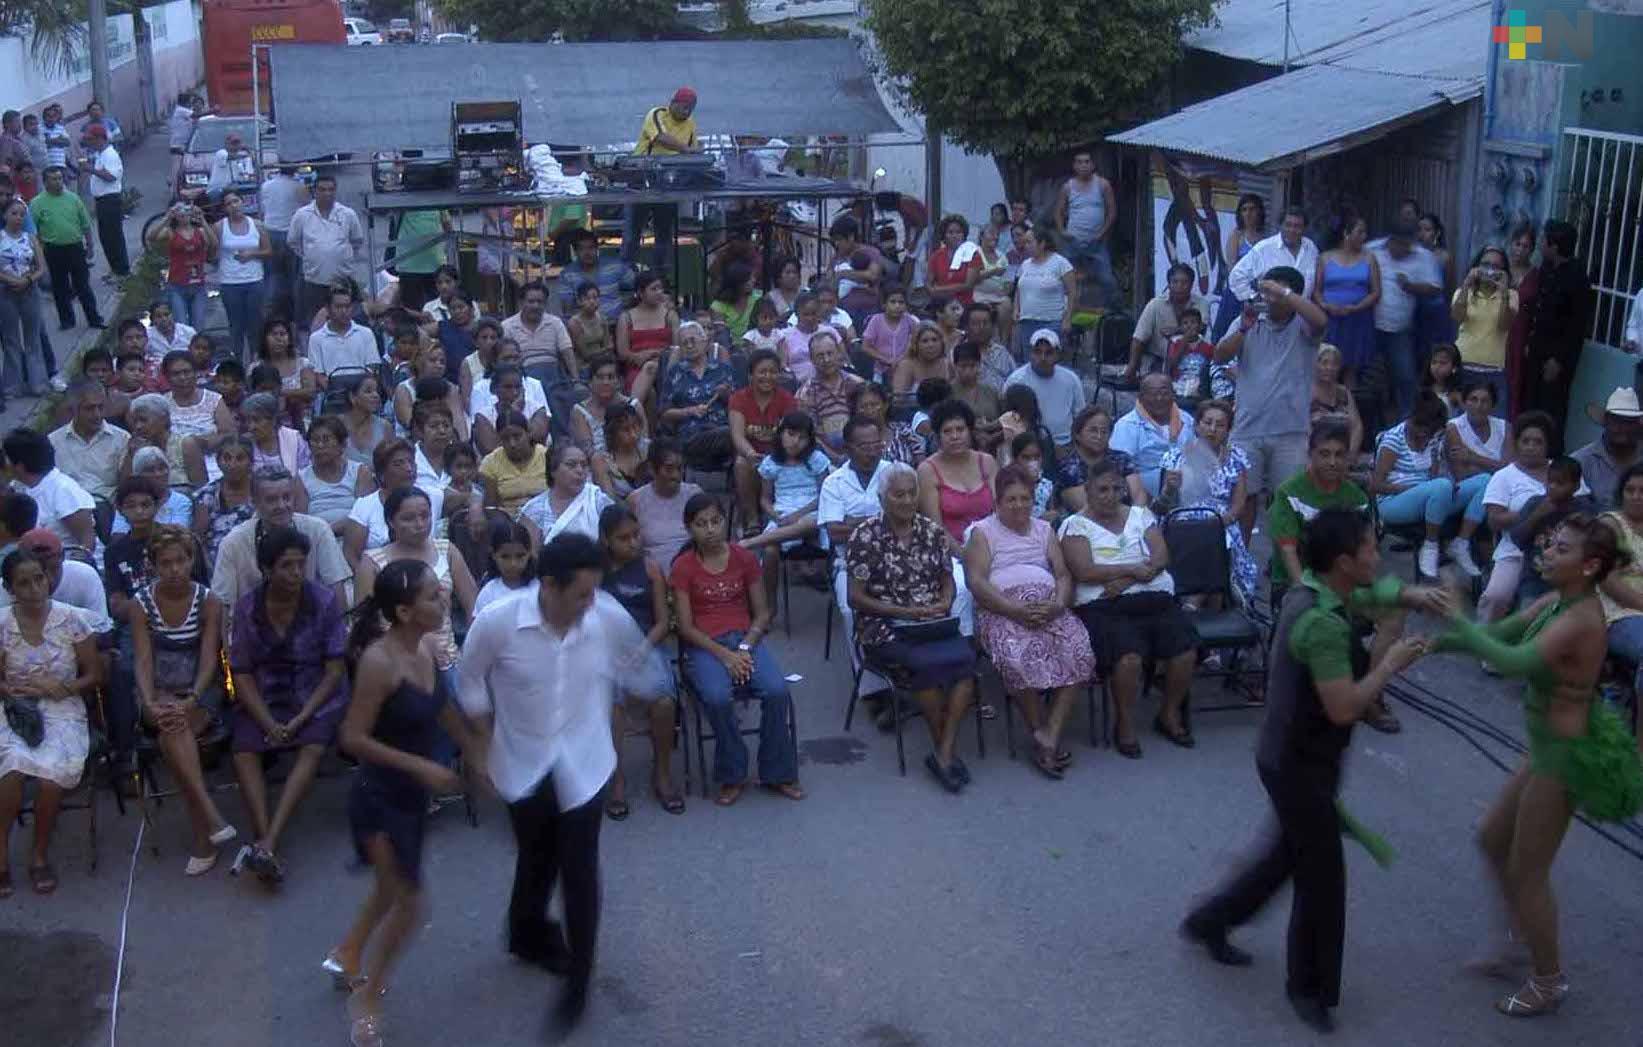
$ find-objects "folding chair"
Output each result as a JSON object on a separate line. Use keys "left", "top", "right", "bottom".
{"left": 777, "top": 542, "right": 834, "bottom": 641}
{"left": 1161, "top": 508, "right": 1266, "bottom": 718}
{"left": 674, "top": 642, "right": 798, "bottom": 799}
{"left": 980, "top": 647, "right": 1106, "bottom": 757}
{"left": 16, "top": 688, "right": 123, "bottom": 875}
{"left": 843, "top": 640, "right": 985, "bottom": 775}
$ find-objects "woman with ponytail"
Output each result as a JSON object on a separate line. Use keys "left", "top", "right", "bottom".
{"left": 328, "top": 558, "right": 482, "bottom": 1047}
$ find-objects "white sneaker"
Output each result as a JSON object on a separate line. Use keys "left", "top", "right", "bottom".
{"left": 1418, "top": 541, "right": 1440, "bottom": 579}
{"left": 185, "top": 852, "right": 218, "bottom": 876}
{"left": 1448, "top": 538, "right": 1482, "bottom": 578}
{"left": 48, "top": 375, "right": 67, "bottom": 393}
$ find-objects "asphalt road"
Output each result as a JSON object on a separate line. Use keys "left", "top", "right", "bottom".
{"left": 3, "top": 563, "right": 1641, "bottom": 1047}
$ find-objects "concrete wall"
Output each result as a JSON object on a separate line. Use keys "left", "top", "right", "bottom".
{"left": 0, "top": 2, "right": 202, "bottom": 133}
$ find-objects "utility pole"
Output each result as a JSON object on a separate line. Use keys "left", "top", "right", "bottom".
{"left": 87, "top": 0, "right": 112, "bottom": 107}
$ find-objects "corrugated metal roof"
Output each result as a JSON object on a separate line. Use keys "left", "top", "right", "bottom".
{"left": 1187, "top": 0, "right": 1490, "bottom": 79}
{"left": 267, "top": 39, "right": 900, "bottom": 161}
{"left": 1108, "top": 64, "right": 1480, "bottom": 170}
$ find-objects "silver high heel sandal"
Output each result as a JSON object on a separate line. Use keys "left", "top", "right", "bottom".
{"left": 1496, "top": 972, "right": 1569, "bottom": 1017}
{"left": 348, "top": 986, "right": 387, "bottom": 1047}
{"left": 321, "top": 953, "right": 367, "bottom": 991}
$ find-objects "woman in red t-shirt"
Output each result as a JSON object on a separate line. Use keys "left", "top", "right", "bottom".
{"left": 670, "top": 493, "right": 802, "bottom": 807}
{"left": 927, "top": 214, "right": 982, "bottom": 306}
{"left": 145, "top": 202, "right": 217, "bottom": 329}
{"left": 728, "top": 348, "right": 798, "bottom": 533}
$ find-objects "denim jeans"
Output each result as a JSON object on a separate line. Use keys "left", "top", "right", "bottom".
{"left": 1064, "top": 236, "right": 1118, "bottom": 305}
{"left": 1376, "top": 477, "right": 1456, "bottom": 527}
{"left": 0, "top": 285, "right": 44, "bottom": 395}
{"left": 219, "top": 279, "right": 264, "bottom": 362}
{"left": 1456, "top": 473, "right": 1492, "bottom": 523}
{"left": 684, "top": 630, "right": 798, "bottom": 786}
{"left": 1377, "top": 327, "right": 1419, "bottom": 416}
{"left": 167, "top": 282, "right": 210, "bottom": 329}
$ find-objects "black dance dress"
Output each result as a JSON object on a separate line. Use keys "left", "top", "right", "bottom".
{"left": 348, "top": 677, "right": 445, "bottom": 884}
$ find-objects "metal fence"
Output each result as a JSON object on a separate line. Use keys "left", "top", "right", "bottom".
{"left": 1560, "top": 127, "right": 1643, "bottom": 348}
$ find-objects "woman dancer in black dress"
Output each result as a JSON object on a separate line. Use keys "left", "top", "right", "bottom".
{"left": 326, "top": 559, "right": 481, "bottom": 1047}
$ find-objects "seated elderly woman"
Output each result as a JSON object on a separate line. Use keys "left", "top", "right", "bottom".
{"left": 241, "top": 394, "right": 312, "bottom": 508}
{"left": 113, "top": 446, "right": 194, "bottom": 533}
{"left": 520, "top": 443, "right": 614, "bottom": 549}
{"left": 659, "top": 320, "right": 735, "bottom": 465}
{"left": 227, "top": 525, "right": 349, "bottom": 885}
{"left": 123, "top": 393, "right": 206, "bottom": 489}
{"left": 1060, "top": 459, "right": 1201, "bottom": 755}
{"left": 130, "top": 525, "right": 236, "bottom": 875}
{"left": 963, "top": 465, "right": 1095, "bottom": 780}
{"left": 0, "top": 549, "right": 102, "bottom": 895}
{"left": 672, "top": 493, "right": 803, "bottom": 807}
{"left": 846, "top": 462, "right": 977, "bottom": 792}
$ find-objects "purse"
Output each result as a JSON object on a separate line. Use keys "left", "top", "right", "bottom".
{"left": 889, "top": 616, "right": 961, "bottom": 644}
{"left": 4, "top": 697, "right": 45, "bottom": 748}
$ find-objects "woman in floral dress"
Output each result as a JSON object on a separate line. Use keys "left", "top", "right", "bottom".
{"left": 1157, "top": 399, "right": 1255, "bottom": 606}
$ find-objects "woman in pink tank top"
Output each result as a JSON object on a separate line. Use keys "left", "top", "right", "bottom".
{"left": 916, "top": 400, "right": 996, "bottom": 551}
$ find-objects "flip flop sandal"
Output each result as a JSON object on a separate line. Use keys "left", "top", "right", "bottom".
{"left": 28, "top": 863, "right": 57, "bottom": 895}
{"left": 604, "top": 797, "right": 630, "bottom": 821}
{"left": 652, "top": 788, "right": 686, "bottom": 815}
{"left": 762, "top": 782, "right": 805, "bottom": 801}
{"left": 715, "top": 783, "right": 745, "bottom": 807}
{"left": 1031, "top": 742, "right": 1065, "bottom": 780}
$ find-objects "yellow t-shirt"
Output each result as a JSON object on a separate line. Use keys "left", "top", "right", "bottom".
{"left": 1452, "top": 285, "right": 1518, "bottom": 370}
{"left": 636, "top": 106, "right": 697, "bottom": 156}
{"left": 479, "top": 444, "right": 549, "bottom": 518}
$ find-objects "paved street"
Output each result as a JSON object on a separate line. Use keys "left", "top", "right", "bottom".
{"left": 3, "top": 570, "right": 1640, "bottom": 1047}
{"left": 1, "top": 123, "right": 1639, "bottom": 1047}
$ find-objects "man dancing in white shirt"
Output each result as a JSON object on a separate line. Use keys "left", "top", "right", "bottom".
{"left": 457, "top": 533, "right": 646, "bottom": 1033}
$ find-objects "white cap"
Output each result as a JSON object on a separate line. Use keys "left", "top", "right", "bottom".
{"left": 1030, "top": 328, "right": 1060, "bottom": 349}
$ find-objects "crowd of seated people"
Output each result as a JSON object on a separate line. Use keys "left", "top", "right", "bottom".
{"left": 1, "top": 196, "right": 1639, "bottom": 897}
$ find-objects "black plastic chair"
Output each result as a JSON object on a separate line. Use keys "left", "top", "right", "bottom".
{"left": 778, "top": 542, "right": 834, "bottom": 641}
{"left": 1161, "top": 507, "right": 1266, "bottom": 716}
{"left": 844, "top": 639, "right": 986, "bottom": 775}
{"left": 674, "top": 642, "right": 798, "bottom": 799}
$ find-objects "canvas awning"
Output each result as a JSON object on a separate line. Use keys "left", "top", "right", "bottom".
{"left": 1108, "top": 64, "right": 1481, "bottom": 172}
{"left": 266, "top": 39, "right": 903, "bottom": 161}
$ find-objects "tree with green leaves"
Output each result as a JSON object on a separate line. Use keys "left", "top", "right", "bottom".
{"left": 435, "top": 0, "right": 680, "bottom": 42}
{"left": 0, "top": 0, "right": 87, "bottom": 79}
{"left": 863, "top": 0, "right": 1216, "bottom": 195}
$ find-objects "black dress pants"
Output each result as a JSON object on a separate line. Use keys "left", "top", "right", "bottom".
{"left": 94, "top": 194, "right": 130, "bottom": 276}
{"left": 1188, "top": 764, "right": 1346, "bottom": 1007}
{"left": 506, "top": 772, "right": 604, "bottom": 987}
{"left": 42, "top": 242, "right": 102, "bottom": 328}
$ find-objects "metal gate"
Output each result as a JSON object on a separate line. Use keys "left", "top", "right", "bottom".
{"left": 1559, "top": 127, "right": 1643, "bottom": 348}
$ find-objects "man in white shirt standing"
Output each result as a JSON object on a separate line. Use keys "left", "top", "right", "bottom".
{"left": 287, "top": 173, "right": 364, "bottom": 330}
{"left": 1367, "top": 224, "right": 1442, "bottom": 417}
{"left": 1227, "top": 205, "right": 1319, "bottom": 301}
{"left": 258, "top": 164, "right": 309, "bottom": 319}
{"left": 306, "top": 283, "right": 380, "bottom": 386}
{"left": 83, "top": 123, "right": 128, "bottom": 278}
{"left": 457, "top": 533, "right": 646, "bottom": 1033}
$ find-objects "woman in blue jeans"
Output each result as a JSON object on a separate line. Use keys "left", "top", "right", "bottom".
{"left": 670, "top": 492, "right": 803, "bottom": 807}
{"left": 215, "top": 191, "right": 268, "bottom": 363}
{"left": 1441, "top": 379, "right": 1509, "bottom": 579}
{"left": 1371, "top": 391, "right": 1460, "bottom": 579}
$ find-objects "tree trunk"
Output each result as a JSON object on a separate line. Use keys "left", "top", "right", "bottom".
{"left": 992, "top": 151, "right": 1032, "bottom": 209}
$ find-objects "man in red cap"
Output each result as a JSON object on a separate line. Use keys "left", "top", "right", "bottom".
{"left": 84, "top": 122, "right": 129, "bottom": 278}
{"left": 622, "top": 87, "right": 701, "bottom": 275}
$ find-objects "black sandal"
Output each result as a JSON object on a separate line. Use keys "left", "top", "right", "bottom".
{"left": 604, "top": 797, "right": 630, "bottom": 821}
{"left": 652, "top": 787, "right": 685, "bottom": 815}
{"left": 1115, "top": 739, "right": 1143, "bottom": 760}
{"left": 1031, "top": 742, "right": 1066, "bottom": 780}
{"left": 1152, "top": 714, "right": 1197, "bottom": 749}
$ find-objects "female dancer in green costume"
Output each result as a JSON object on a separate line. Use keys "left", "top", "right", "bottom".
{"left": 1435, "top": 514, "right": 1643, "bottom": 1018}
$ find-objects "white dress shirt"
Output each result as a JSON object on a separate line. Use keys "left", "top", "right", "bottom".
{"left": 817, "top": 458, "right": 889, "bottom": 552}
{"left": 1227, "top": 233, "right": 1320, "bottom": 301}
{"left": 287, "top": 200, "right": 365, "bottom": 285}
{"left": 88, "top": 144, "right": 123, "bottom": 197}
{"left": 456, "top": 584, "right": 645, "bottom": 808}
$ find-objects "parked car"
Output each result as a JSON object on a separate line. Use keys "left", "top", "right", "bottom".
{"left": 174, "top": 116, "right": 275, "bottom": 211}
{"left": 386, "top": 17, "right": 414, "bottom": 43}
{"left": 343, "top": 17, "right": 382, "bottom": 46}
{"left": 435, "top": 32, "right": 470, "bottom": 44}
